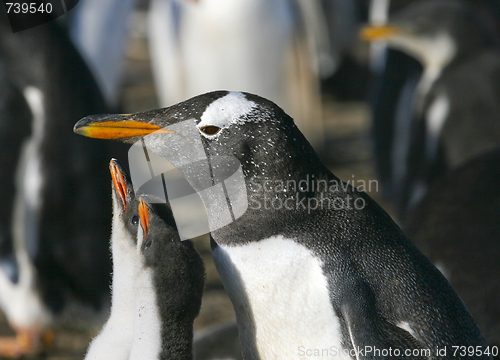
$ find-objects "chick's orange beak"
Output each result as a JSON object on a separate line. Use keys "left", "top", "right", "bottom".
{"left": 139, "top": 199, "right": 149, "bottom": 238}
{"left": 109, "top": 161, "right": 128, "bottom": 211}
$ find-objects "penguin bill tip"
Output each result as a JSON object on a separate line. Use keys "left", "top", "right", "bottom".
{"left": 139, "top": 199, "right": 150, "bottom": 238}
{"left": 110, "top": 161, "right": 129, "bottom": 211}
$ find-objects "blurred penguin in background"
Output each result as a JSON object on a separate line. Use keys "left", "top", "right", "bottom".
{"left": 0, "top": 10, "right": 127, "bottom": 357}
{"left": 148, "top": 0, "right": 334, "bottom": 152}
{"left": 364, "top": 0, "right": 500, "bottom": 218}
{"left": 365, "top": 0, "right": 423, "bottom": 210}
{"left": 70, "top": 0, "right": 363, "bottom": 152}
{"left": 404, "top": 149, "right": 500, "bottom": 350}
{"left": 69, "top": 0, "right": 136, "bottom": 109}
{"left": 363, "top": 0, "right": 500, "bottom": 350}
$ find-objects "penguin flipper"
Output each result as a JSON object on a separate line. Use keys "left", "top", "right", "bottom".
{"left": 342, "top": 308, "right": 426, "bottom": 359}
{"left": 339, "top": 283, "right": 427, "bottom": 359}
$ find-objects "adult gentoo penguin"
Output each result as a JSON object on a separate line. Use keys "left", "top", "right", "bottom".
{"left": 130, "top": 197, "right": 204, "bottom": 360}
{"left": 85, "top": 159, "right": 139, "bottom": 360}
{"left": 75, "top": 91, "right": 490, "bottom": 359}
{"left": 362, "top": 0, "right": 500, "bottom": 216}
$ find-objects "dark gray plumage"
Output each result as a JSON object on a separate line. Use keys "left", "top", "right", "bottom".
{"left": 135, "top": 197, "right": 205, "bottom": 360}
{"left": 404, "top": 149, "right": 500, "bottom": 351}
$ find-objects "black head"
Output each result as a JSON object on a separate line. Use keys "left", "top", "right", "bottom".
{"left": 137, "top": 197, "right": 204, "bottom": 327}
{"left": 76, "top": 91, "right": 326, "bottom": 185}
{"left": 109, "top": 159, "right": 141, "bottom": 238}
{"left": 79, "top": 92, "right": 335, "bottom": 245}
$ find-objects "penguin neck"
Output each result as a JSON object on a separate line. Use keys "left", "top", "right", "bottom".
{"left": 130, "top": 265, "right": 163, "bottom": 360}
{"left": 84, "top": 210, "right": 135, "bottom": 360}
{"left": 403, "top": 32, "right": 456, "bottom": 114}
{"left": 110, "top": 210, "right": 136, "bottom": 311}
{"left": 243, "top": 125, "right": 333, "bottom": 191}
{"left": 210, "top": 129, "right": 347, "bottom": 245}
{"left": 155, "top": 266, "right": 198, "bottom": 360}
{"left": 131, "top": 262, "right": 195, "bottom": 360}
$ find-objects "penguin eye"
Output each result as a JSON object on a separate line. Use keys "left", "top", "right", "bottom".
{"left": 131, "top": 215, "right": 139, "bottom": 225}
{"left": 200, "top": 126, "right": 221, "bottom": 136}
{"left": 145, "top": 241, "right": 152, "bottom": 248}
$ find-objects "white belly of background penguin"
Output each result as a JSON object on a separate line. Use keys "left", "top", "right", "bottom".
{"left": 213, "top": 236, "right": 346, "bottom": 359}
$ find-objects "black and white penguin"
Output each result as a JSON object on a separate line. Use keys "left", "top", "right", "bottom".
{"left": 84, "top": 159, "right": 139, "bottom": 360}
{"left": 75, "top": 90, "right": 491, "bottom": 359}
{"left": 362, "top": 0, "right": 500, "bottom": 216}
{"left": 0, "top": 9, "right": 128, "bottom": 356}
{"left": 404, "top": 149, "right": 500, "bottom": 350}
{"left": 129, "top": 197, "right": 204, "bottom": 360}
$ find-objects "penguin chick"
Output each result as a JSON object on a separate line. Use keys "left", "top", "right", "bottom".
{"left": 129, "top": 198, "right": 204, "bottom": 360}
{"left": 84, "top": 159, "right": 139, "bottom": 360}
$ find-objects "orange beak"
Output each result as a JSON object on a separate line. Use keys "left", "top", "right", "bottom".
{"left": 139, "top": 199, "right": 149, "bottom": 238}
{"left": 109, "top": 161, "right": 128, "bottom": 211}
{"left": 359, "top": 24, "right": 406, "bottom": 41}
{"left": 74, "top": 120, "right": 175, "bottom": 140}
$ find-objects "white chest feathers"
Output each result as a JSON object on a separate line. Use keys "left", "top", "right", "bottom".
{"left": 85, "top": 210, "right": 136, "bottom": 360}
{"left": 129, "top": 227, "right": 163, "bottom": 360}
{"left": 213, "top": 236, "right": 348, "bottom": 359}
{"left": 128, "top": 266, "right": 162, "bottom": 360}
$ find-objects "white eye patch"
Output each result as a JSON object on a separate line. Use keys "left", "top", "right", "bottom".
{"left": 197, "top": 92, "right": 257, "bottom": 137}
